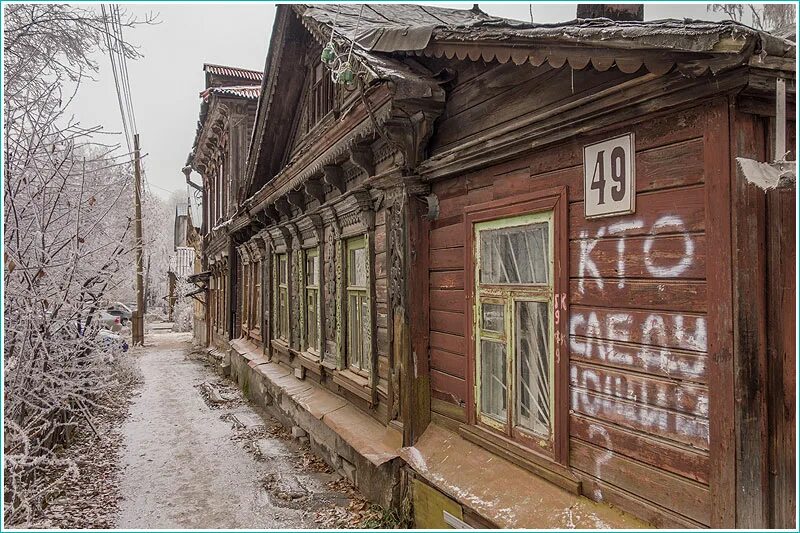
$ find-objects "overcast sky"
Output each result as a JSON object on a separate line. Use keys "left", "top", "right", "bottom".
{"left": 68, "top": 2, "right": 759, "bottom": 200}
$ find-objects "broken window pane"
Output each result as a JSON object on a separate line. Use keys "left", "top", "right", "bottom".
{"left": 516, "top": 301, "right": 550, "bottom": 437}
{"left": 480, "top": 339, "right": 507, "bottom": 422}
{"left": 480, "top": 222, "right": 549, "bottom": 284}
{"left": 481, "top": 303, "right": 504, "bottom": 332}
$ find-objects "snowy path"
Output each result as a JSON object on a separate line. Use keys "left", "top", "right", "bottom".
{"left": 115, "top": 332, "right": 351, "bottom": 529}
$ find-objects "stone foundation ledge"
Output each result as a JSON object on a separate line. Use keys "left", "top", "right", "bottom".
{"left": 228, "top": 338, "right": 403, "bottom": 508}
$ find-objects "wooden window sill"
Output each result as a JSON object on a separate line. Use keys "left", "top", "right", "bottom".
{"left": 332, "top": 369, "right": 374, "bottom": 405}
{"left": 294, "top": 350, "right": 323, "bottom": 375}
{"left": 458, "top": 424, "right": 581, "bottom": 495}
{"left": 271, "top": 339, "right": 290, "bottom": 357}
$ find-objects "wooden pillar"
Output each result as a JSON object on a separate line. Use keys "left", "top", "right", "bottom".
{"left": 706, "top": 98, "right": 735, "bottom": 528}
{"left": 730, "top": 106, "right": 769, "bottom": 528}
{"left": 388, "top": 182, "right": 431, "bottom": 447}
{"left": 766, "top": 178, "right": 796, "bottom": 528}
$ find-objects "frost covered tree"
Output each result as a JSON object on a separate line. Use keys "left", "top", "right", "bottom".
{"left": 3, "top": 4, "right": 152, "bottom": 525}
{"left": 709, "top": 3, "right": 797, "bottom": 37}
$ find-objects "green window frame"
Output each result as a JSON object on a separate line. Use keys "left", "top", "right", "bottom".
{"left": 345, "top": 236, "right": 369, "bottom": 373}
{"left": 251, "top": 260, "right": 262, "bottom": 337}
{"left": 275, "top": 252, "right": 289, "bottom": 342}
{"left": 474, "top": 211, "right": 555, "bottom": 443}
{"left": 241, "top": 261, "right": 250, "bottom": 335}
{"left": 304, "top": 247, "right": 320, "bottom": 355}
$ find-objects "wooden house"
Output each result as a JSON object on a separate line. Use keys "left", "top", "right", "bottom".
{"left": 186, "top": 4, "right": 796, "bottom": 529}
{"left": 186, "top": 63, "right": 262, "bottom": 354}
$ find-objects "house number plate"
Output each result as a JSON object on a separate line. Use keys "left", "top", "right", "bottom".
{"left": 583, "top": 133, "right": 636, "bottom": 219}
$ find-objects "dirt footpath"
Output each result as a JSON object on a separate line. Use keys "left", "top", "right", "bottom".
{"left": 116, "top": 332, "right": 359, "bottom": 529}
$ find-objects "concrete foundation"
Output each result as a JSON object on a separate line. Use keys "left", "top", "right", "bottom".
{"left": 207, "top": 338, "right": 402, "bottom": 508}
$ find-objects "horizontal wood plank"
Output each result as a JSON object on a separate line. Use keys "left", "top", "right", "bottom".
{"left": 569, "top": 306, "right": 707, "bottom": 353}
{"left": 570, "top": 337, "right": 707, "bottom": 383}
{"left": 571, "top": 387, "right": 709, "bottom": 450}
{"left": 430, "top": 247, "right": 464, "bottom": 271}
{"left": 431, "top": 397, "right": 467, "bottom": 423}
{"left": 430, "top": 223, "right": 464, "bottom": 250}
{"left": 430, "top": 289, "right": 466, "bottom": 313}
{"left": 570, "top": 361, "right": 709, "bottom": 417}
{"left": 570, "top": 438, "right": 710, "bottom": 525}
{"left": 430, "top": 309, "right": 465, "bottom": 337}
{"left": 430, "top": 330, "right": 466, "bottom": 355}
{"left": 430, "top": 270, "right": 465, "bottom": 290}
{"left": 569, "top": 234, "right": 706, "bottom": 280}
{"left": 570, "top": 279, "right": 707, "bottom": 313}
{"left": 430, "top": 348, "right": 467, "bottom": 379}
{"left": 569, "top": 186, "right": 706, "bottom": 240}
{"left": 570, "top": 414, "right": 710, "bottom": 485}
{"left": 431, "top": 369, "right": 467, "bottom": 403}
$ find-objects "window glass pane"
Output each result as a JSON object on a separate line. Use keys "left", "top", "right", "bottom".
{"left": 279, "top": 288, "right": 288, "bottom": 339}
{"left": 516, "top": 301, "right": 550, "bottom": 437}
{"left": 360, "top": 295, "right": 370, "bottom": 371}
{"left": 306, "top": 253, "right": 318, "bottom": 286}
{"left": 307, "top": 290, "right": 317, "bottom": 350}
{"left": 481, "top": 303, "right": 504, "bottom": 332}
{"left": 279, "top": 255, "right": 287, "bottom": 284}
{"left": 480, "top": 222, "right": 549, "bottom": 284}
{"left": 349, "top": 246, "right": 366, "bottom": 286}
{"left": 480, "top": 340, "right": 507, "bottom": 422}
{"left": 348, "top": 293, "right": 361, "bottom": 368}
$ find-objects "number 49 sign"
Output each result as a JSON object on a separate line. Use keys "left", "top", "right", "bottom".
{"left": 583, "top": 133, "right": 636, "bottom": 219}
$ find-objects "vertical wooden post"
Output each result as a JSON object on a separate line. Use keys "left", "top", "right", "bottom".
{"left": 167, "top": 271, "right": 176, "bottom": 322}
{"left": 705, "top": 98, "right": 735, "bottom": 528}
{"left": 766, "top": 179, "right": 796, "bottom": 528}
{"left": 133, "top": 133, "right": 145, "bottom": 346}
{"left": 406, "top": 189, "right": 431, "bottom": 445}
{"left": 731, "top": 107, "right": 769, "bottom": 528}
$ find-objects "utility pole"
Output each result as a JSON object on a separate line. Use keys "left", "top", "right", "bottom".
{"left": 133, "top": 133, "right": 145, "bottom": 346}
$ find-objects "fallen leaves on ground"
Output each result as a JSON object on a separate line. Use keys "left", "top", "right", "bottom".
{"left": 24, "top": 363, "right": 141, "bottom": 529}
{"left": 293, "top": 450, "right": 332, "bottom": 473}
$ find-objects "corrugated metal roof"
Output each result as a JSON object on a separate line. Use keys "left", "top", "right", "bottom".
{"left": 203, "top": 63, "right": 263, "bottom": 81}
{"left": 200, "top": 85, "right": 261, "bottom": 101}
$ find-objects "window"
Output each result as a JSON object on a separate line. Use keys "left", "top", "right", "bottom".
{"left": 252, "top": 260, "right": 261, "bottom": 335}
{"left": 276, "top": 253, "right": 289, "bottom": 341}
{"left": 345, "top": 236, "right": 369, "bottom": 373}
{"left": 241, "top": 262, "right": 250, "bottom": 334}
{"left": 220, "top": 159, "right": 227, "bottom": 219}
{"left": 309, "top": 61, "right": 335, "bottom": 129}
{"left": 304, "top": 248, "right": 320, "bottom": 354}
{"left": 474, "top": 211, "right": 555, "bottom": 446}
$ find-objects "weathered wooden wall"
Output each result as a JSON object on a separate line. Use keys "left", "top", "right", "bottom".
{"left": 425, "top": 59, "right": 718, "bottom": 526}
